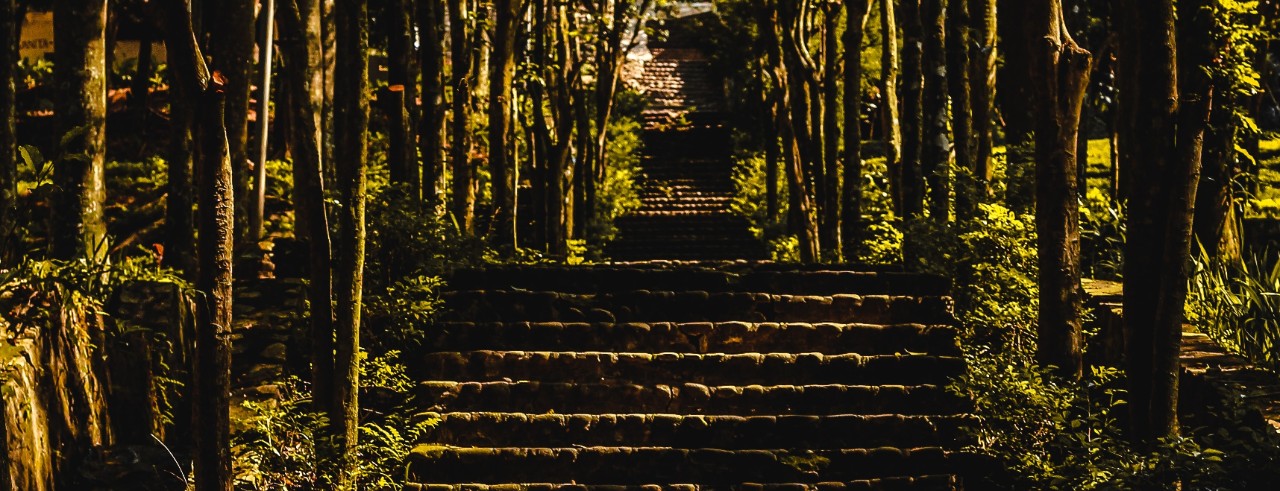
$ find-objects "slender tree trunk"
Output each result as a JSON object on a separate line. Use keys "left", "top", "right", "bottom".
{"left": 130, "top": 29, "right": 154, "bottom": 139}
{"left": 947, "top": 0, "right": 974, "bottom": 219}
{"left": 900, "top": 0, "right": 925, "bottom": 219}
{"left": 1, "top": 0, "right": 18, "bottom": 262}
{"left": 278, "top": 0, "right": 336, "bottom": 445}
{"left": 920, "top": 0, "right": 949, "bottom": 221}
{"left": 548, "top": 5, "right": 575, "bottom": 253}
{"left": 1194, "top": 100, "right": 1241, "bottom": 259}
{"left": 448, "top": 0, "right": 476, "bottom": 235}
{"left": 165, "top": 62, "right": 198, "bottom": 278}
{"left": 843, "top": 0, "right": 871, "bottom": 260}
{"left": 1119, "top": 0, "right": 1214, "bottom": 442}
{"left": 490, "top": 0, "right": 519, "bottom": 250}
{"left": 997, "top": 1, "right": 1035, "bottom": 213}
{"left": 209, "top": 0, "right": 256, "bottom": 245}
{"left": 330, "top": 0, "right": 368, "bottom": 485}
{"left": 879, "top": 0, "right": 902, "bottom": 216}
{"left": 419, "top": 0, "right": 446, "bottom": 209}
{"left": 968, "top": 0, "right": 996, "bottom": 203}
{"left": 52, "top": 0, "right": 108, "bottom": 261}
{"left": 1027, "top": 0, "right": 1091, "bottom": 381}
{"left": 822, "top": 4, "right": 843, "bottom": 259}
{"left": 386, "top": 0, "right": 417, "bottom": 198}
{"left": 164, "top": 1, "right": 231, "bottom": 488}
{"left": 321, "top": 0, "right": 336, "bottom": 186}
{"left": 249, "top": 0, "right": 277, "bottom": 243}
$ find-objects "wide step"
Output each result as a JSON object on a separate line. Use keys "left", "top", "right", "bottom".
{"left": 406, "top": 478, "right": 959, "bottom": 491}
{"left": 406, "top": 446, "right": 957, "bottom": 485}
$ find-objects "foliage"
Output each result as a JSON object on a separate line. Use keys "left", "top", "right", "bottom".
{"left": 1080, "top": 188, "right": 1126, "bottom": 280}
{"left": 362, "top": 275, "right": 444, "bottom": 353}
{"left": 364, "top": 184, "right": 487, "bottom": 290}
{"left": 729, "top": 150, "right": 785, "bottom": 241}
{"left": 909, "top": 204, "right": 1039, "bottom": 355}
{"left": 1188, "top": 246, "right": 1280, "bottom": 371}
{"left": 232, "top": 353, "right": 439, "bottom": 491}
{"left": 587, "top": 93, "right": 645, "bottom": 253}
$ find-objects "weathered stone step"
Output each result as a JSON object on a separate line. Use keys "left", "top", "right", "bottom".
{"left": 406, "top": 446, "right": 959, "bottom": 484}
{"left": 419, "top": 351, "right": 964, "bottom": 385}
{"left": 414, "top": 382, "right": 967, "bottom": 415}
{"left": 445, "top": 268, "right": 949, "bottom": 296}
{"left": 422, "top": 413, "right": 975, "bottom": 449}
{"left": 405, "top": 479, "right": 960, "bottom": 491}
{"left": 422, "top": 322, "right": 958, "bottom": 355}
{"left": 439, "top": 291, "right": 954, "bottom": 324}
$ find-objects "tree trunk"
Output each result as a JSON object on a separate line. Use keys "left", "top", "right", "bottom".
{"left": 1, "top": 0, "right": 18, "bottom": 262}
{"left": 968, "top": 0, "right": 996, "bottom": 204}
{"left": 330, "top": 0, "right": 368, "bottom": 484}
{"left": 164, "top": 1, "right": 232, "bottom": 488}
{"left": 879, "top": 0, "right": 902, "bottom": 216}
{"left": 165, "top": 60, "right": 198, "bottom": 278}
{"left": 489, "top": 0, "right": 519, "bottom": 250}
{"left": 249, "top": 0, "right": 277, "bottom": 243}
{"left": 209, "top": 0, "right": 256, "bottom": 245}
{"left": 947, "top": 0, "right": 973, "bottom": 219}
{"left": 386, "top": 0, "right": 418, "bottom": 198}
{"left": 1119, "top": 0, "right": 1213, "bottom": 442}
{"left": 1027, "top": 0, "right": 1091, "bottom": 381}
{"left": 822, "top": 4, "right": 843, "bottom": 259}
{"left": 900, "top": 0, "right": 925, "bottom": 219}
{"left": 920, "top": 0, "right": 949, "bottom": 221}
{"left": 419, "top": 0, "right": 446, "bottom": 209}
{"left": 1194, "top": 100, "right": 1241, "bottom": 260}
{"left": 548, "top": 4, "right": 576, "bottom": 253}
{"left": 321, "top": 0, "right": 336, "bottom": 186}
{"left": 52, "top": 0, "right": 108, "bottom": 261}
{"left": 130, "top": 28, "right": 154, "bottom": 140}
{"left": 278, "top": 0, "right": 336, "bottom": 443}
{"left": 448, "top": 0, "right": 476, "bottom": 235}
{"left": 997, "top": 1, "right": 1036, "bottom": 213}
{"left": 842, "top": 0, "right": 871, "bottom": 260}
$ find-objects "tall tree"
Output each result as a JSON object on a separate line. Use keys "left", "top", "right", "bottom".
{"left": 842, "top": 0, "right": 872, "bottom": 260}
{"left": 947, "top": 0, "right": 974, "bottom": 218}
{"left": 0, "top": 0, "right": 16, "bottom": 261}
{"left": 385, "top": 0, "right": 417, "bottom": 198}
{"left": 879, "top": 0, "right": 902, "bottom": 215}
{"left": 900, "top": 0, "right": 925, "bottom": 218}
{"left": 208, "top": 0, "right": 256, "bottom": 244}
{"left": 419, "top": 0, "right": 447, "bottom": 209}
{"left": 52, "top": 0, "right": 108, "bottom": 260}
{"left": 448, "top": 0, "right": 476, "bottom": 234}
{"left": 1026, "top": 0, "right": 1092, "bottom": 380}
{"left": 277, "top": 0, "right": 336, "bottom": 443}
{"left": 920, "top": 0, "right": 950, "bottom": 221}
{"left": 968, "top": 0, "right": 996, "bottom": 204}
{"left": 1118, "top": 0, "right": 1214, "bottom": 442}
{"left": 822, "top": 1, "right": 843, "bottom": 258}
{"left": 331, "top": 0, "right": 369, "bottom": 483}
{"left": 490, "top": 0, "right": 520, "bottom": 249}
{"left": 164, "top": 0, "right": 233, "bottom": 488}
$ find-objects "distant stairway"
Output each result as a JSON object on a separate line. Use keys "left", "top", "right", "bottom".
{"left": 404, "top": 264, "right": 984, "bottom": 490}
{"left": 605, "top": 48, "right": 766, "bottom": 261}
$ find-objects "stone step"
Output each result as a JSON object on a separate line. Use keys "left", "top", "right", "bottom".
{"left": 438, "top": 291, "right": 954, "bottom": 324}
{"left": 414, "top": 382, "right": 967, "bottom": 415}
{"left": 419, "top": 351, "right": 965, "bottom": 386}
{"left": 405, "top": 479, "right": 960, "bottom": 491}
{"left": 405, "top": 446, "right": 960, "bottom": 485}
{"left": 443, "top": 268, "right": 948, "bottom": 296}
{"left": 421, "top": 413, "right": 976, "bottom": 449}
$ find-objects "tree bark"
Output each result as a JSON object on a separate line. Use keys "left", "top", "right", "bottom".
{"left": 208, "top": 0, "right": 256, "bottom": 245}
{"left": 164, "top": 1, "right": 231, "bottom": 488}
{"left": 385, "top": 0, "right": 417, "bottom": 198}
{"left": 419, "top": 0, "right": 446, "bottom": 209}
{"left": 900, "top": 0, "right": 925, "bottom": 219}
{"left": 331, "top": 0, "right": 368, "bottom": 483}
{"left": 997, "top": 0, "right": 1036, "bottom": 213}
{"left": 1027, "top": 0, "right": 1091, "bottom": 381}
{"left": 968, "top": 0, "right": 996, "bottom": 204}
{"left": 879, "top": 0, "right": 902, "bottom": 216}
{"left": 822, "top": 3, "right": 843, "bottom": 258}
{"left": 1194, "top": 100, "right": 1241, "bottom": 259}
{"left": 947, "top": 0, "right": 973, "bottom": 219}
{"left": 1119, "top": 0, "right": 1213, "bottom": 442}
{"left": 842, "top": 0, "right": 871, "bottom": 260}
{"left": 277, "top": 0, "right": 336, "bottom": 441}
{"left": 489, "top": 0, "right": 520, "bottom": 250}
{"left": 920, "top": 0, "right": 949, "bottom": 221}
{"left": 52, "top": 0, "right": 108, "bottom": 261}
{"left": 448, "top": 0, "right": 476, "bottom": 235}
{"left": 1, "top": 0, "right": 17, "bottom": 262}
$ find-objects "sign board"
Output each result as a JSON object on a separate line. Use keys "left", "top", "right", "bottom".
{"left": 18, "top": 11, "right": 54, "bottom": 62}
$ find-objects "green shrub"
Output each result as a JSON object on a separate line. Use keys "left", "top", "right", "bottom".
{"left": 1188, "top": 247, "right": 1280, "bottom": 371}
{"left": 1080, "top": 187, "right": 1126, "bottom": 280}
{"left": 364, "top": 184, "right": 487, "bottom": 290}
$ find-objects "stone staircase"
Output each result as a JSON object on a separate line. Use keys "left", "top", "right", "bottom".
{"left": 404, "top": 265, "right": 981, "bottom": 490}
{"left": 606, "top": 48, "right": 765, "bottom": 261}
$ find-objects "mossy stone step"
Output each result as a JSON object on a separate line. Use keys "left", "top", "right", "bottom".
{"left": 421, "top": 413, "right": 976, "bottom": 449}
{"left": 414, "top": 381, "right": 967, "bottom": 415}
{"left": 444, "top": 268, "right": 949, "bottom": 297}
{"left": 405, "top": 446, "right": 957, "bottom": 485}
